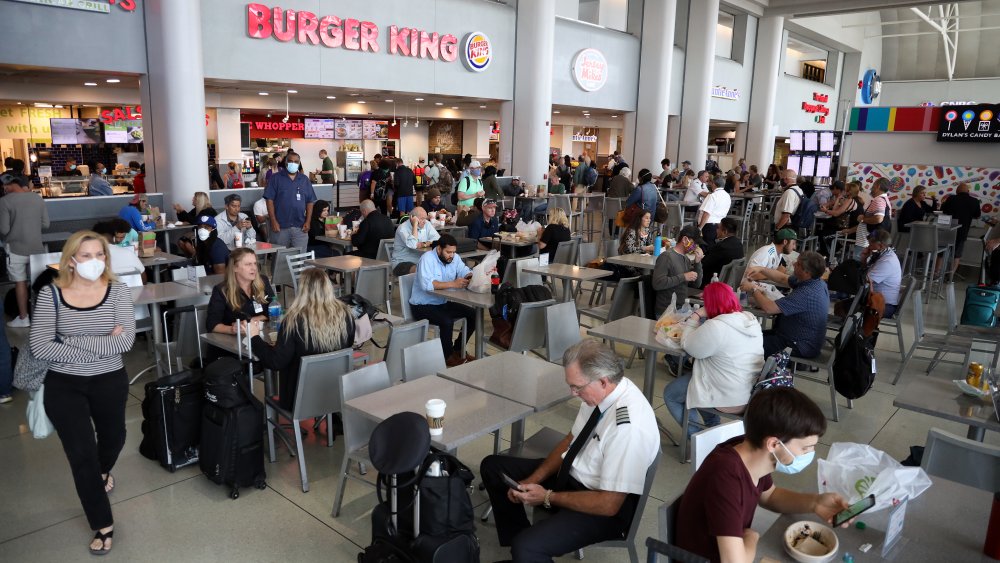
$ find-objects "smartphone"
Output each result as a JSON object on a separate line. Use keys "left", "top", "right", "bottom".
{"left": 833, "top": 494, "right": 875, "bottom": 527}
{"left": 501, "top": 473, "right": 522, "bottom": 491}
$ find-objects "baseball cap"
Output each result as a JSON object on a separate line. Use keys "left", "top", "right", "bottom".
{"left": 469, "top": 160, "right": 482, "bottom": 169}
{"left": 0, "top": 173, "right": 28, "bottom": 187}
{"left": 130, "top": 193, "right": 148, "bottom": 205}
{"left": 775, "top": 228, "right": 797, "bottom": 242}
{"left": 678, "top": 225, "right": 704, "bottom": 246}
{"left": 482, "top": 198, "right": 498, "bottom": 207}
{"left": 197, "top": 215, "right": 217, "bottom": 229}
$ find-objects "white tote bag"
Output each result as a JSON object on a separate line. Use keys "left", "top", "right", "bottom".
{"left": 27, "top": 384, "right": 55, "bottom": 439}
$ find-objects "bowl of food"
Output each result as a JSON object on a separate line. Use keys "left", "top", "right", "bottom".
{"left": 783, "top": 521, "right": 839, "bottom": 563}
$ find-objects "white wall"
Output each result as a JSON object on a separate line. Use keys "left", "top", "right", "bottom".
{"left": 708, "top": 14, "right": 756, "bottom": 123}
{"left": 399, "top": 125, "right": 430, "bottom": 166}
{"left": 551, "top": 17, "right": 640, "bottom": 111}
{"left": 879, "top": 78, "right": 1000, "bottom": 107}
{"left": 847, "top": 132, "right": 1000, "bottom": 169}
{"left": 290, "top": 139, "right": 339, "bottom": 176}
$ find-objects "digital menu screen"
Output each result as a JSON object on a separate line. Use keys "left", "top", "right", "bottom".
{"left": 304, "top": 118, "right": 336, "bottom": 139}
{"left": 789, "top": 131, "right": 803, "bottom": 152}
{"left": 816, "top": 156, "right": 833, "bottom": 177}
{"left": 104, "top": 119, "right": 143, "bottom": 144}
{"left": 786, "top": 155, "right": 801, "bottom": 175}
{"left": 800, "top": 155, "right": 816, "bottom": 177}
{"left": 51, "top": 118, "right": 103, "bottom": 145}
{"left": 819, "top": 131, "right": 836, "bottom": 151}
{"left": 335, "top": 120, "right": 363, "bottom": 139}
{"left": 803, "top": 131, "right": 819, "bottom": 151}
{"left": 363, "top": 120, "right": 389, "bottom": 140}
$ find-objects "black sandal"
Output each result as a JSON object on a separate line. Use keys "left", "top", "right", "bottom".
{"left": 89, "top": 529, "right": 113, "bottom": 556}
{"left": 103, "top": 473, "right": 115, "bottom": 494}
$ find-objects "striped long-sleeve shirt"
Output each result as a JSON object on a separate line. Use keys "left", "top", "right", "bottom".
{"left": 30, "top": 283, "right": 136, "bottom": 376}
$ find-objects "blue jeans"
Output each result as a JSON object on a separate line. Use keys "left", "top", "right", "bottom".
{"left": 663, "top": 374, "right": 720, "bottom": 437}
{"left": 397, "top": 195, "right": 415, "bottom": 213}
{"left": 0, "top": 298, "right": 11, "bottom": 396}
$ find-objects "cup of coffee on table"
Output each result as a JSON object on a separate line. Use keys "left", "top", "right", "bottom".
{"left": 425, "top": 399, "right": 446, "bottom": 436}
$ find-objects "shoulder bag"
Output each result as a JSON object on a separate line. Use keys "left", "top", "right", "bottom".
{"left": 13, "top": 285, "right": 60, "bottom": 392}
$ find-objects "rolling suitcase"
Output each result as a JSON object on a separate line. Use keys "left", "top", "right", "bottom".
{"left": 138, "top": 368, "right": 204, "bottom": 472}
{"left": 960, "top": 285, "right": 1000, "bottom": 327}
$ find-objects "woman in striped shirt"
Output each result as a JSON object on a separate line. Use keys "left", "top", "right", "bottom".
{"left": 30, "top": 231, "right": 136, "bottom": 556}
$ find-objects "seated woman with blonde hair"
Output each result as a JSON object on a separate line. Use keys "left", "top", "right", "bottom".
{"left": 249, "top": 267, "right": 355, "bottom": 409}
{"left": 536, "top": 207, "right": 572, "bottom": 263}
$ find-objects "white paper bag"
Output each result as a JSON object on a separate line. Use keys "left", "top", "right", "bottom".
{"left": 515, "top": 220, "right": 539, "bottom": 233}
{"left": 27, "top": 384, "right": 55, "bottom": 439}
{"left": 817, "top": 442, "right": 932, "bottom": 512}
{"left": 468, "top": 250, "right": 502, "bottom": 293}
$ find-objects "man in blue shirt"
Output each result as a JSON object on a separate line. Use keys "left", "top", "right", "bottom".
{"left": 264, "top": 152, "right": 316, "bottom": 250}
{"left": 118, "top": 193, "right": 156, "bottom": 233}
{"left": 742, "top": 251, "right": 830, "bottom": 358}
{"left": 392, "top": 207, "right": 440, "bottom": 275}
{"left": 410, "top": 234, "right": 476, "bottom": 366}
{"left": 87, "top": 161, "right": 113, "bottom": 196}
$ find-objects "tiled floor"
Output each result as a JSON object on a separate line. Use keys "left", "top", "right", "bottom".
{"left": 1, "top": 271, "right": 996, "bottom": 562}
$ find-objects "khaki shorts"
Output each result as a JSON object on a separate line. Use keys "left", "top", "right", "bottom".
{"left": 6, "top": 251, "right": 28, "bottom": 282}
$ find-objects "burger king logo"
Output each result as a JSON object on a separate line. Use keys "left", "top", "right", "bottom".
{"left": 461, "top": 32, "right": 492, "bottom": 72}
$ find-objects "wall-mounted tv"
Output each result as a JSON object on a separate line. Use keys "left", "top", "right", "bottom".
{"left": 50, "top": 118, "right": 103, "bottom": 144}
{"left": 803, "top": 131, "right": 819, "bottom": 151}
{"left": 819, "top": 131, "right": 836, "bottom": 151}
{"left": 789, "top": 131, "right": 803, "bottom": 152}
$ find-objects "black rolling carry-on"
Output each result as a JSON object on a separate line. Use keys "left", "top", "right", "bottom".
{"left": 138, "top": 368, "right": 204, "bottom": 472}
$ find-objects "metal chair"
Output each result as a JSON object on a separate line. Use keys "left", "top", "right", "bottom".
{"left": 552, "top": 239, "right": 579, "bottom": 266}
{"left": 544, "top": 301, "right": 582, "bottom": 363}
{"left": 355, "top": 264, "right": 397, "bottom": 319}
{"left": 663, "top": 204, "right": 685, "bottom": 240}
{"left": 901, "top": 223, "right": 948, "bottom": 293}
{"left": 398, "top": 273, "right": 466, "bottom": 348}
{"left": 921, "top": 427, "right": 1000, "bottom": 491}
{"left": 383, "top": 320, "right": 430, "bottom": 382}
{"left": 489, "top": 299, "right": 554, "bottom": 355}
{"left": 501, "top": 255, "right": 536, "bottom": 286}
{"left": 514, "top": 257, "right": 544, "bottom": 288}
{"left": 284, "top": 251, "right": 316, "bottom": 295}
{"left": 654, "top": 500, "right": 710, "bottom": 563}
{"left": 264, "top": 348, "right": 354, "bottom": 493}
{"left": 549, "top": 194, "right": 582, "bottom": 232}
{"left": 579, "top": 276, "right": 643, "bottom": 328}
{"left": 331, "top": 362, "right": 393, "bottom": 517}
{"left": 401, "top": 339, "right": 446, "bottom": 382}
{"left": 270, "top": 247, "right": 298, "bottom": 304}
{"left": 375, "top": 238, "right": 395, "bottom": 264}
{"left": 691, "top": 419, "right": 745, "bottom": 470}
{"left": 876, "top": 277, "right": 916, "bottom": 362}
{"left": 893, "top": 288, "right": 973, "bottom": 385}
{"left": 790, "top": 316, "right": 858, "bottom": 422}
{"left": 603, "top": 238, "right": 620, "bottom": 259}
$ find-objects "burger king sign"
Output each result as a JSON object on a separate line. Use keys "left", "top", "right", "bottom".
{"left": 461, "top": 32, "right": 493, "bottom": 72}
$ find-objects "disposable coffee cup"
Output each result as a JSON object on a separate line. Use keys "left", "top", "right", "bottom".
{"left": 141, "top": 214, "right": 149, "bottom": 222}
{"left": 159, "top": 212, "right": 166, "bottom": 224}
{"left": 352, "top": 220, "right": 361, "bottom": 230}
{"left": 425, "top": 399, "right": 446, "bottom": 436}
{"left": 338, "top": 224, "right": 348, "bottom": 237}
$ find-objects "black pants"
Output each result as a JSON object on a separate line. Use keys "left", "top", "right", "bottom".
{"left": 480, "top": 455, "right": 633, "bottom": 563}
{"left": 701, "top": 223, "right": 718, "bottom": 247}
{"left": 44, "top": 368, "right": 128, "bottom": 530}
{"left": 411, "top": 302, "right": 476, "bottom": 358}
{"left": 989, "top": 247, "right": 1000, "bottom": 285}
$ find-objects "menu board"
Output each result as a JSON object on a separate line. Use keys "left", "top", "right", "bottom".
{"left": 104, "top": 118, "right": 143, "bottom": 144}
{"left": 363, "top": 120, "right": 389, "bottom": 140}
{"left": 335, "top": 119, "right": 363, "bottom": 139}
{"left": 819, "top": 131, "right": 836, "bottom": 151}
{"left": 803, "top": 131, "right": 819, "bottom": 151}
{"left": 50, "top": 118, "right": 102, "bottom": 144}
{"left": 304, "top": 118, "right": 336, "bottom": 139}
{"left": 789, "top": 131, "right": 803, "bottom": 152}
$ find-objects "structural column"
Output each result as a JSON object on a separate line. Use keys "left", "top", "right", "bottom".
{"left": 511, "top": 0, "right": 556, "bottom": 186}
{"left": 628, "top": 0, "right": 676, "bottom": 173}
{"left": 497, "top": 101, "right": 514, "bottom": 172}
{"left": 733, "top": 122, "right": 749, "bottom": 164}
{"left": 215, "top": 108, "right": 244, "bottom": 167}
{"left": 746, "top": 16, "right": 785, "bottom": 170}
{"left": 677, "top": 0, "right": 719, "bottom": 171}
{"left": 142, "top": 0, "right": 208, "bottom": 210}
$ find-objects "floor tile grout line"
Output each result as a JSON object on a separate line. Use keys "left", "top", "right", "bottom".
{"left": 263, "top": 482, "right": 367, "bottom": 551}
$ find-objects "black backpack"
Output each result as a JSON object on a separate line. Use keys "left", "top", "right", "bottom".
{"left": 827, "top": 259, "right": 865, "bottom": 295}
{"left": 489, "top": 283, "right": 552, "bottom": 325}
{"left": 832, "top": 313, "right": 877, "bottom": 399}
{"left": 202, "top": 357, "right": 250, "bottom": 409}
{"left": 374, "top": 169, "right": 392, "bottom": 201}
{"left": 790, "top": 187, "right": 819, "bottom": 230}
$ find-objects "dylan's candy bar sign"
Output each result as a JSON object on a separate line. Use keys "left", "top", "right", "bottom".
{"left": 937, "top": 103, "right": 1000, "bottom": 143}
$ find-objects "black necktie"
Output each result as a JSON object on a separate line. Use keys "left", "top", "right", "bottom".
{"left": 556, "top": 407, "right": 601, "bottom": 490}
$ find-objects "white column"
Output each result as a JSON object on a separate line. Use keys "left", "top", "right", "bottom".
{"left": 746, "top": 16, "right": 784, "bottom": 169}
{"left": 143, "top": 0, "right": 207, "bottom": 210}
{"left": 621, "top": 113, "right": 636, "bottom": 169}
{"left": 462, "top": 119, "right": 492, "bottom": 161}
{"left": 666, "top": 116, "right": 681, "bottom": 164}
{"left": 215, "top": 108, "right": 244, "bottom": 166}
{"left": 497, "top": 101, "right": 514, "bottom": 172}
{"left": 677, "top": 0, "right": 719, "bottom": 170}
{"left": 733, "top": 122, "right": 749, "bottom": 163}
{"left": 559, "top": 126, "right": 574, "bottom": 157}
{"left": 511, "top": 0, "right": 555, "bottom": 186}
{"left": 138, "top": 78, "right": 156, "bottom": 193}
{"left": 629, "top": 0, "right": 676, "bottom": 172}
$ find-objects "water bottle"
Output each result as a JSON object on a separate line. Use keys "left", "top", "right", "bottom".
{"left": 654, "top": 235, "right": 662, "bottom": 256}
{"left": 711, "top": 272, "right": 720, "bottom": 284}
{"left": 268, "top": 302, "right": 282, "bottom": 333}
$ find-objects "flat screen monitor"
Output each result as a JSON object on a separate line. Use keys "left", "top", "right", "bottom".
{"left": 790, "top": 131, "right": 803, "bottom": 152}
{"left": 786, "top": 155, "right": 801, "bottom": 175}
{"left": 816, "top": 155, "right": 832, "bottom": 177}
{"left": 804, "top": 131, "right": 819, "bottom": 152}
{"left": 304, "top": 118, "right": 336, "bottom": 139}
{"left": 819, "top": 131, "right": 836, "bottom": 151}
{"left": 50, "top": 118, "right": 103, "bottom": 145}
{"left": 104, "top": 119, "right": 143, "bottom": 144}
{"left": 800, "top": 155, "right": 816, "bottom": 177}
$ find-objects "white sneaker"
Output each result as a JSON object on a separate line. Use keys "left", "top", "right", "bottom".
{"left": 6, "top": 316, "right": 30, "bottom": 328}
{"left": 0, "top": 395, "right": 12, "bottom": 404}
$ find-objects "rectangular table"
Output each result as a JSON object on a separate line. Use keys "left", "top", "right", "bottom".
{"left": 131, "top": 281, "right": 204, "bottom": 379}
{"left": 437, "top": 352, "right": 571, "bottom": 449}
{"left": 755, "top": 476, "right": 991, "bottom": 563}
{"left": 893, "top": 374, "right": 998, "bottom": 441}
{"left": 431, "top": 288, "right": 495, "bottom": 359}
{"left": 605, "top": 253, "right": 656, "bottom": 271}
{"left": 586, "top": 315, "right": 685, "bottom": 403}
{"left": 316, "top": 234, "right": 354, "bottom": 254}
{"left": 153, "top": 223, "right": 195, "bottom": 250}
{"left": 139, "top": 250, "right": 189, "bottom": 282}
{"left": 524, "top": 263, "right": 612, "bottom": 302}
{"left": 174, "top": 273, "right": 224, "bottom": 294}
{"left": 344, "top": 375, "right": 532, "bottom": 452}
{"left": 306, "top": 255, "right": 389, "bottom": 294}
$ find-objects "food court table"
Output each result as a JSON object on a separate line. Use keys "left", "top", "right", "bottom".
{"left": 306, "top": 255, "right": 389, "bottom": 294}
{"left": 893, "top": 374, "right": 998, "bottom": 441}
{"left": 139, "top": 250, "right": 189, "bottom": 282}
{"left": 437, "top": 352, "right": 571, "bottom": 450}
{"left": 605, "top": 253, "right": 656, "bottom": 271}
{"left": 344, "top": 375, "right": 532, "bottom": 452}
{"left": 586, "top": 315, "right": 685, "bottom": 403}
{"left": 175, "top": 273, "right": 224, "bottom": 294}
{"left": 131, "top": 281, "right": 204, "bottom": 379}
{"left": 430, "top": 288, "right": 495, "bottom": 359}
{"left": 316, "top": 235, "right": 354, "bottom": 254}
{"left": 523, "top": 263, "right": 612, "bottom": 302}
{"left": 755, "top": 475, "right": 992, "bottom": 562}
{"left": 153, "top": 222, "right": 195, "bottom": 250}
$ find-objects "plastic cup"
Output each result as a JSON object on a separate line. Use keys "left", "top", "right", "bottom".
{"left": 159, "top": 212, "right": 166, "bottom": 224}
{"left": 425, "top": 399, "right": 446, "bottom": 436}
{"left": 338, "top": 224, "right": 348, "bottom": 237}
{"left": 352, "top": 220, "right": 361, "bottom": 230}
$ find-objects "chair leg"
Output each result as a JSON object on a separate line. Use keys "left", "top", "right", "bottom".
{"left": 627, "top": 542, "right": 639, "bottom": 563}
{"left": 332, "top": 454, "right": 351, "bottom": 517}
{"left": 896, "top": 325, "right": 906, "bottom": 363}
{"left": 265, "top": 404, "right": 277, "bottom": 463}
{"left": 827, "top": 367, "right": 839, "bottom": 422}
{"left": 626, "top": 347, "right": 638, "bottom": 369}
{"left": 679, "top": 410, "right": 690, "bottom": 463}
{"left": 893, "top": 343, "right": 917, "bottom": 385}
{"left": 293, "top": 417, "right": 309, "bottom": 493}
{"left": 480, "top": 503, "right": 493, "bottom": 522}
{"left": 326, "top": 414, "right": 335, "bottom": 447}
{"left": 576, "top": 548, "right": 584, "bottom": 560}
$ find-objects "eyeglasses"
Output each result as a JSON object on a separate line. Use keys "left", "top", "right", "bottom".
{"left": 568, "top": 379, "right": 598, "bottom": 394}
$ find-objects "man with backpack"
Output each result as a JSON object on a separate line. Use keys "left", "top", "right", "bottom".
{"left": 455, "top": 160, "right": 485, "bottom": 209}
{"left": 772, "top": 169, "right": 802, "bottom": 230}
{"left": 480, "top": 340, "right": 659, "bottom": 562}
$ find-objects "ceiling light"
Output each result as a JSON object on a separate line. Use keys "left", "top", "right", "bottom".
{"left": 106, "top": 79, "right": 120, "bottom": 83}
{"left": 54, "top": 105, "right": 63, "bottom": 109}
{"left": 385, "top": 99, "right": 393, "bottom": 103}
{"left": 415, "top": 98, "right": 424, "bottom": 101}
{"left": 259, "top": 92, "right": 269, "bottom": 96}
{"left": 435, "top": 102, "right": 443, "bottom": 106}
{"left": 34, "top": 103, "right": 53, "bottom": 108}
{"left": 287, "top": 89, "right": 297, "bottom": 94}
{"left": 451, "top": 106, "right": 458, "bottom": 110}
{"left": 611, "top": 115, "right": 618, "bottom": 118}
{"left": 357, "top": 100, "right": 366, "bottom": 104}
{"left": 392, "top": 119, "right": 397, "bottom": 126}
{"left": 414, "top": 120, "right": 419, "bottom": 127}
{"left": 326, "top": 95, "right": 337, "bottom": 99}
{"left": 84, "top": 82, "right": 97, "bottom": 86}
{"left": 350, "top": 93, "right": 360, "bottom": 97}
{"left": 479, "top": 105, "right": 486, "bottom": 109}
{"left": 553, "top": 111, "right": 560, "bottom": 114}
{"left": 585, "top": 115, "right": 591, "bottom": 119}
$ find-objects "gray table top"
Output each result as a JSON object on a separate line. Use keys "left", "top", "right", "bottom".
{"left": 567, "top": 192, "right": 605, "bottom": 199}
{"left": 200, "top": 331, "right": 274, "bottom": 361}
{"left": 316, "top": 235, "right": 354, "bottom": 248}
{"left": 437, "top": 224, "right": 466, "bottom": 232}
{"left": 481, "top": 236, "right": 537, "bottom": 247}
{"left": 893, "top": 375, "right": 999, "bottom": 434}
{"left": 437, "top": 351, "right": 571, "bottom": 412}
{"left": 153, "top": 223, "right": 196, "bottom": 232}
{"left": 131, "top": 281, "right": 203, "bottom": 305}
{"left": 226, "top": 242, "right": 286, "bottom": 255}
{"left": 175, "top": 273, "right": 224, "bottom": 294}
{"left": 431, "top": 288, "right": 495, "bottom": 309}
{"left": 756, "top": 476, "right": 992, "bottom": 562}
{"left": 524, "top": 263, "right": 613, "bottom": 282}
{"left": 605, "top": 253, "right": 656, "bottom": 271}
{"left": 139, "top": 251, "right": 189, "bottom": 267}
{"left": 344, "top": 375, "right": 532, "bottom": 451}
{"left": 587, "top": 315, "right": 674, "bottom": 355}
{"left": 306, "top": 255, "right": 388, "bottom": 273}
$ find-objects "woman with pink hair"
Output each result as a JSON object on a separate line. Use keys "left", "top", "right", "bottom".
{"left": 663, "top": 282, "right": 764, "bottom": 436}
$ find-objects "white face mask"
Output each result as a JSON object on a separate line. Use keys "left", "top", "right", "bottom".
{"left": 73, "top": 257, "right": 106, "bottom": 281}
{"left": 197, "top": 228, "right": 211, "bottom": 241}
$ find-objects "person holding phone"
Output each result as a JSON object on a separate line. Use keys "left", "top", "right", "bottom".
{"left": 651, "top": 225, "right": 704, "bottom": 318}
{"left": 408, "top": 234, "right": 476, "bottom": 367}
{"left": 674, "top": 387, "right": 852, "bottom": 563}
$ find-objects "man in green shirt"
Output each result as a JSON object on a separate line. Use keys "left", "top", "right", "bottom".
{"left": 456, "top": 159, "right": 485, "bottom": 208}
{"left": 318, "top": 149, "right": 337, "bottom": 184}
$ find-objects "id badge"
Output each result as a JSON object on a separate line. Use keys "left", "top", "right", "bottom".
{"left": 253, "top": 301, "right": 264, "bottom": 314}
{"left": 296, "top": 193, "right": 302, "bottom": 201}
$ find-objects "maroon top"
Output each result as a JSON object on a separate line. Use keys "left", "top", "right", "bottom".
{"left": 675, "top": 436, "right": 773, "bottom": 563}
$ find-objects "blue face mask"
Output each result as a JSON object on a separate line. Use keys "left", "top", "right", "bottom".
{"left": 101, "top": 167, "right": 107, "bottom": 174}
{"left": 286, "top": 162, "right": 300, "bottom": 174}
{"left": 773, "top": 440, "right": 815, "bottom": 474}
{"left": 70, "top": 164, "right": 77, "bottom": 170}
{"left": 470, "top": 169, "right": 481, "bottom": 177}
